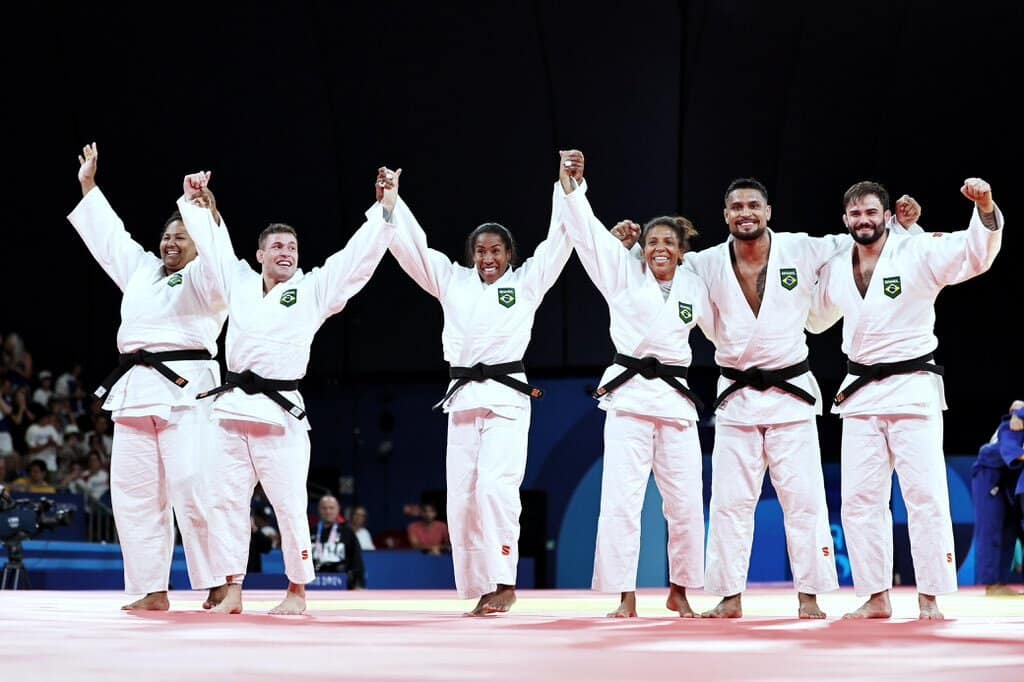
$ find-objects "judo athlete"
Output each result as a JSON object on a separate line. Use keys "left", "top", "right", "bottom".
{"left": 176, "top": 171, "right": 396, "bottom": 614}
{"left": 612, "top": 179, "right": 921, "bottom": 618}
{"left": 67, "top": 143, "right": 227, "bottom": 610}
{"left": 971, "top": 400, "right": 1024, "bottom": 595}
{"left": 380, "top": 153, "right": 577, "bottom": 615}
{"left": 559, "top": 158, "right": 711, "bottom": 618}
{"left": 810, "top": 178, "right": 1003, "bottom": 619}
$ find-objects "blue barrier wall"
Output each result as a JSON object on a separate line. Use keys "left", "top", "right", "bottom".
{"left": 0, "top": 541, "right": 534, "bottom": 591}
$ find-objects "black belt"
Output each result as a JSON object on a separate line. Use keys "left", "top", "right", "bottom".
{"left": 712, "top": 359, "right": 814, "bottom": 411}
{"left": 594, "top": 353, "right": 704, "bottom": 413}
{"left": 196, "top": 370, "right": 306, "bottom": 420}
{"left": 94, "top": 349, "right": 213, "bottom": 398}
{"left": 834, "top": 353, "right": 942, "bottom": 406}
{"left": 433, "top": 361, "right": 544, "bottom": 411}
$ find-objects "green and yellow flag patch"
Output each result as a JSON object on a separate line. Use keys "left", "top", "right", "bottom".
{"left": 498, "top": 288, "right": 516, "bottom": 309}
{"left": 883, "top": 276, "right": 902, "bottom": 299}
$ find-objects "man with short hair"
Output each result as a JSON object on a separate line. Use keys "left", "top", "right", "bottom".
{"left": 311, "top": 495, "right": 365, "bottom": 589}
{"left": 810, "top": 178, "right": 1003, "bottom": 619}
{"left": 611, "top": 178, "right": 921, "bottom": 619}
{"left": 177, "top": 170, "right": 395, "bottom": 614}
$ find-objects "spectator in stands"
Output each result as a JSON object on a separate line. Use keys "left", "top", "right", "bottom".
{"left": 64, "top": 450, "right": 110, "bottom": 502}
{"left": 7, "top": 384, "right": 36, "bottom": 438}
{"left": 55, "top": 362, "right": 87, "bottom": 417}
{"left": 24, "top": 406, "right": 62, "bottom": 473}
{"left": 311, "top": 495, "right": 365, "bottom": 589}
{"left": 32, "top": 370, "right": 54, "bottom": 408}
{"left": 11, "top": 459, "right": 57, "bottom": 494}
{"left": 350, "top": 505, "right": 375, "bottom": 551}
{"left": 84, "top": 413, "right": 113, "bottom": 463}
{"left": 971, "top": 399, "right": 1024, "bottom": 595}
{"left": 407, "top": 502, "right": 450, "bottom": 556}
{"left": 0, "top": 456, "right": 9, "bottom": 484}
{"left": 50, "top": 395, "right": 76, "bottom": 432}
{"left": 3, "top": 332, "right": 33, "bottom": 384}
{"left": 0, "top": 375, "right": 16, "bottom": 460}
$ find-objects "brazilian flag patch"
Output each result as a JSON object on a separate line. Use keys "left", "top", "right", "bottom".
{"left": 883, "top": 276, "right": 902, "bottom": 299}
{"left": 779, "top": 267, "right": 798, "bottom": 291}
{"left": 498, "top": 288, "right": 516, "bottom": 309}
{"left": 167, "top": 273, "right": 183, "bottom": 287}
{"left": 280, "top": 288, "right": 298, "bottom": 307}
{"left": 678, "top": 302, "right": 693, "bottom": 323}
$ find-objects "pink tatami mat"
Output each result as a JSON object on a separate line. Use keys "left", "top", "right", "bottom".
{"left": 2, "top": 586, "right": 1022, "bottom": 681}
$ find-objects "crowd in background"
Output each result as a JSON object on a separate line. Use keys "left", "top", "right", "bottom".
{"left": 0, "top": 331, "right": 111, "bottom": 504}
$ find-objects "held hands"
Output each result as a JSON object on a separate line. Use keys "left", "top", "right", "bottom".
{"left": 558, "top": 149, "right": 585, "bottom": 193}
{"left": 191, "top": 188, "right": 222, "bottom": 226}
{"left": 894, "top": 194, "right": 921, "bottom": 228}
{"left": 961, "top": 178, "right": 995, "bottom": 214}
{"left": 376, "top": 166, "right": 401, "bottom": 214}
{"left": 610, "top": 220, "right": 641, "bottom": 250}
{"left": 184, "top": 172, "right": 221, "bottom": 225}
{"left": 77, "top": 142, "right": 98, "bottom": 195}
{"left": 183, "top": 171, "right": 211, "bottom": 200}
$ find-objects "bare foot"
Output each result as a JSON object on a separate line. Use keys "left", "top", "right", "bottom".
{"left": 842, "top": 590, "right": 891, "bottom": 619}
{"left": 268, "top": 582, "right": 307, "bottom": 615}
{"left": 665, "top": 584, "right": 696, "bottom": 618}
{"left": 985, "top": 583, "right": 1022, "bottom": 596}
{"left": 608, "top": 591, "right": 638, "bottom": 618}
{"left": 701, "top": 594, "right": 742, "bottom": 618}
{"left": 918, "top": 593, "right": 944, "bottom": 620}
{"left": 210, "top": 583, "right": 243, "bottom": 614}
{"left": 203, "top": 584, "right": 229, "bottom": 610}
{"left": 481, "top": 584, "right": 517, "bottom": 614}
{"left": 798, "top": 592, "right": 826, "bottom": 619}
{"left": 466, "top": 592, "right": 496, "bottom": 617}
{"left": 121, "top": 591, "right": 170, "bottom": 611}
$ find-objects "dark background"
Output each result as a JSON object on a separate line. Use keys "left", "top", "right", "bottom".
{"left": 6, "top": 1, "right": 1020, "bottom": 459}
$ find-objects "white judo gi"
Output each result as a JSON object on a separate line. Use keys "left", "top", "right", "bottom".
{"left": 810, "top": 206, "right": 1003, "bottom": 597}
{"left": 561, "top": 188, "right": 710, "bottom": 593}
{"left": 387, "top": 186, "right": 573, "bottom": 600}
{"left": 178, "top": 197, "right": 395, "bottom": 587}
{"left": 686, "top": 230, "right": 844, "bottom": 597}
{"left": 68, "top": 187, "right": 227, "bottom": 594}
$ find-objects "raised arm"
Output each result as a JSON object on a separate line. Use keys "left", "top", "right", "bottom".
{"left": 381, "top": 168, "right": 458, "bottom": 300}
{"left": 66, "top": 142, "right": 153, "bottom": 290}
{"left": 558, "top": 154, "right": 634, "bottom": 298}
{"left": 176, "top": 171, "right": 245, "bottom": 300}
{"left": 517, "top": 150, "right": 581, "bottom": 298}
{"left": 312, "top": 172, "right": 397, "bottom": 318}
{"left": 919, "top": 178, "right": 1003, "bottom": 287}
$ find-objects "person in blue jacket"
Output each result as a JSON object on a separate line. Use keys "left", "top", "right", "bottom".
{"left": 971, "top": 400, "right": 1024, "bottom": 595}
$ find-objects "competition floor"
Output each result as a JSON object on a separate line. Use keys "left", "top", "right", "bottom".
{"left": 3, "top": 586, "right": 1022, "bottom": 681}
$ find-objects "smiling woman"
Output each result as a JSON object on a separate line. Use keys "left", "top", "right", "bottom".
{"left": 65, "top": 142, "right": 230, "bottom": 613}
{"left": 381, "top": 151, "right": 581, "bottom": 616}
{"left": 159, "top": 213, "right": 198, "bottom": 274}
